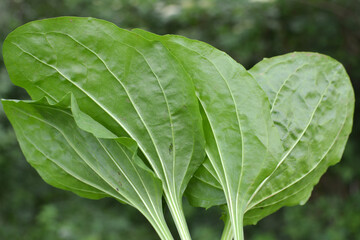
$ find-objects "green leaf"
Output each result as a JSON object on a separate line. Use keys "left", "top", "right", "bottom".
{"left": 243, "top": 52, "right": 354, "bottom": 224}
{"left": 3, "top": 17, "right": 205, "bottom": 240}
{"left": 2, "top": 99, "right": 173, "bottom": 239}
{"left": 133, "top": 29, "right": 284, "bottom": 240}
{"left": 180, "top": 51, "right": 355, "bottom": 227}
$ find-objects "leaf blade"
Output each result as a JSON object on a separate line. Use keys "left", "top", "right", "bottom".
{"left": 2, "top": 99, "right": 173, "bottom": 239}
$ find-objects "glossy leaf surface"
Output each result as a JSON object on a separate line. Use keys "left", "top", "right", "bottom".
{"left": 3, "top": 17, "right": 205, "bottom": 240}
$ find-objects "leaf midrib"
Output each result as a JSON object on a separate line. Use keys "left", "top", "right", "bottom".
{"left": 163, "top": 39, "right": 249, "bottom": 220}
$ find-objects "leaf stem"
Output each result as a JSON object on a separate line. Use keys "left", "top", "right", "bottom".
{"left": 221, "top": 214, "right": 234, "bottom": 240}
{"left": 148, "top": 209, "right": 175, "bottom": 240}
{"left": 230, "top": 212, "right": 244, "bottom": 240}
{"left": 148, "top": 216, "right": 174, "bottom": 240}
{"left": 165, "top": 192, "right": 192, "bottom": 240}
{"left": 136, "top": 206, "right": 174, "bottom": 240}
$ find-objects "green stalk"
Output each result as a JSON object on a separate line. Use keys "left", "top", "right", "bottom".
{"left": 221, "top": 213, "right": 234, "bottom": 240}
{"left": 144, "top": 211, "right": 174, "bottom": 240}
{"left": 230, "top": 212, "right": 244, "bottom": 240}
{"left": 224, "top": 200, "right": 244, "bottom": 240}
{"left": 165, "top": 191, "right": 192, "bottom": 240}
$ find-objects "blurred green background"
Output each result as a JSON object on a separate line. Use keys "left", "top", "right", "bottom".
{"left": 0, "top": 0, "right": 359, "bottom": 239}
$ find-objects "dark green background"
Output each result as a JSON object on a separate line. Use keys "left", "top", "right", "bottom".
{"left": 0, "top": 0, "right": 359, "bottom": 239}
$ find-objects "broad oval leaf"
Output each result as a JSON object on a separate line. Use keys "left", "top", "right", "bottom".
{"left": 2, "top": 99, "right": 174, "bottom": 239}
{"left": 3, "top": 17, "right": 205, "bottom": 239}
{"left": 243, "top": 53, "right": 354, "bottom": 224}
{"left": 182, "top": 52, "right": 355, "bottom": 226}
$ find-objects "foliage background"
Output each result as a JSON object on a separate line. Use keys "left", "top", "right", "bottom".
{"left": 0, "top": 0, "right": 359, "bottom": 239}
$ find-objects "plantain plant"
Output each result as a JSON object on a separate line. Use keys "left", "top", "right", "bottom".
{"left": 2, "top": 17, "right": 354, "bottom": 240}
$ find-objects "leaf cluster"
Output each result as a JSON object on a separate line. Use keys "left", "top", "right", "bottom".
{"left": 2, "top": 17, "right": 354, "bottom": 240}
